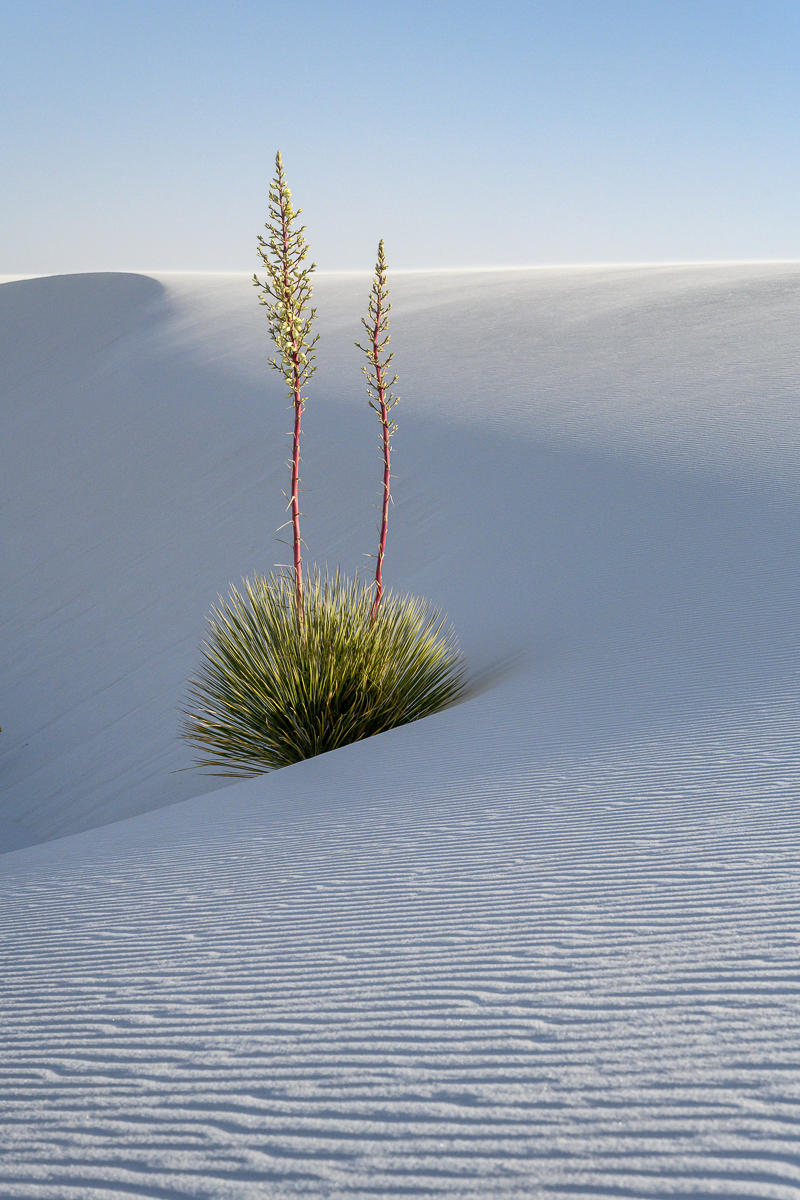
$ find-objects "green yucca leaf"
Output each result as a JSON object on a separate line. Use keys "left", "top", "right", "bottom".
{"left": 182, "top": 568, "right": 466, "bottom": 775}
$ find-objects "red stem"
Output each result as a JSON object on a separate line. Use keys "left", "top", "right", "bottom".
{"left": 279, "top": 172, "right": 304, "bottom": 626}
{"left": 290, "top": 354, "right": 303, "bottom": 625}
{"left": 371, "top": 287, "right": 390, "bottom": 622}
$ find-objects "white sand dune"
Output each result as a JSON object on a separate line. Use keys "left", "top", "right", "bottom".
{"left": 2, "top": 265, "right": 800, "bottom": 1197}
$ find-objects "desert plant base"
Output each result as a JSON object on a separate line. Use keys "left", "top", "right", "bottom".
{"left": 183, "top": 569, "right": 466, "bottom": 775}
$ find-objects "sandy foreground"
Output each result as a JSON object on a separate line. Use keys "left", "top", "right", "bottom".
{"left": 2, "top": 266, "right": 799, "bottom": 1198}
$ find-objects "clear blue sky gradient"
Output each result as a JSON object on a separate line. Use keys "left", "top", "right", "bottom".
{"left": 3, "top": 0, "right": 799, "bottom": 272}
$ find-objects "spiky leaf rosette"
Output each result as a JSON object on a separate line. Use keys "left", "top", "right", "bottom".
{"left": 183, "top": 568, "right": 466, "bottom": 774}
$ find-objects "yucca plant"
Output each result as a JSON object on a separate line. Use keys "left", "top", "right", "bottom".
{"left": 183, "top": 568, "right": 465, "bottom": 774}
{"left": 183, "top": 154, "right": 466, "bottom": 775}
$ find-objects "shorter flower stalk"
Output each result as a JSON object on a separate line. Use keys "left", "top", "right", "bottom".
{"left": 356, "top": 239, "right": 399, "bottom": 621}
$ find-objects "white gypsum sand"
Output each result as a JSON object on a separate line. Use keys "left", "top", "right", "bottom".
{"left": 1, "top": 265, "right": 799, "bottom": 1198}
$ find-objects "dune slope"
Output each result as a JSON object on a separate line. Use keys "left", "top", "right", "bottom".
{"left": 2, "top": 266, "right": 800, "bottom": 1197}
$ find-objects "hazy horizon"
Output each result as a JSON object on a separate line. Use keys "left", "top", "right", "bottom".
{"left": 5, "top": 257, "right": 800, "bottom": 285}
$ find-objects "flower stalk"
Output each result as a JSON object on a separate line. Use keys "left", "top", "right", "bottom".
{"left": 253, "top": 150, "right": 318, "bottom": 627}
{"left": 356, "top": 239, "right": 399, "bottom": 621}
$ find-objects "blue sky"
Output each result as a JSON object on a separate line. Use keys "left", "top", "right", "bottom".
{"left": 3, "top": 0, "right": 799, "bottom": 272}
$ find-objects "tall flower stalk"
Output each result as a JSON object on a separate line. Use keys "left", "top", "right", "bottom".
{"left": 356, "top": 239, "right": 399, "bottom": 621}
{"left": 253, "top": 150, "right": 317, "bottom": 626}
